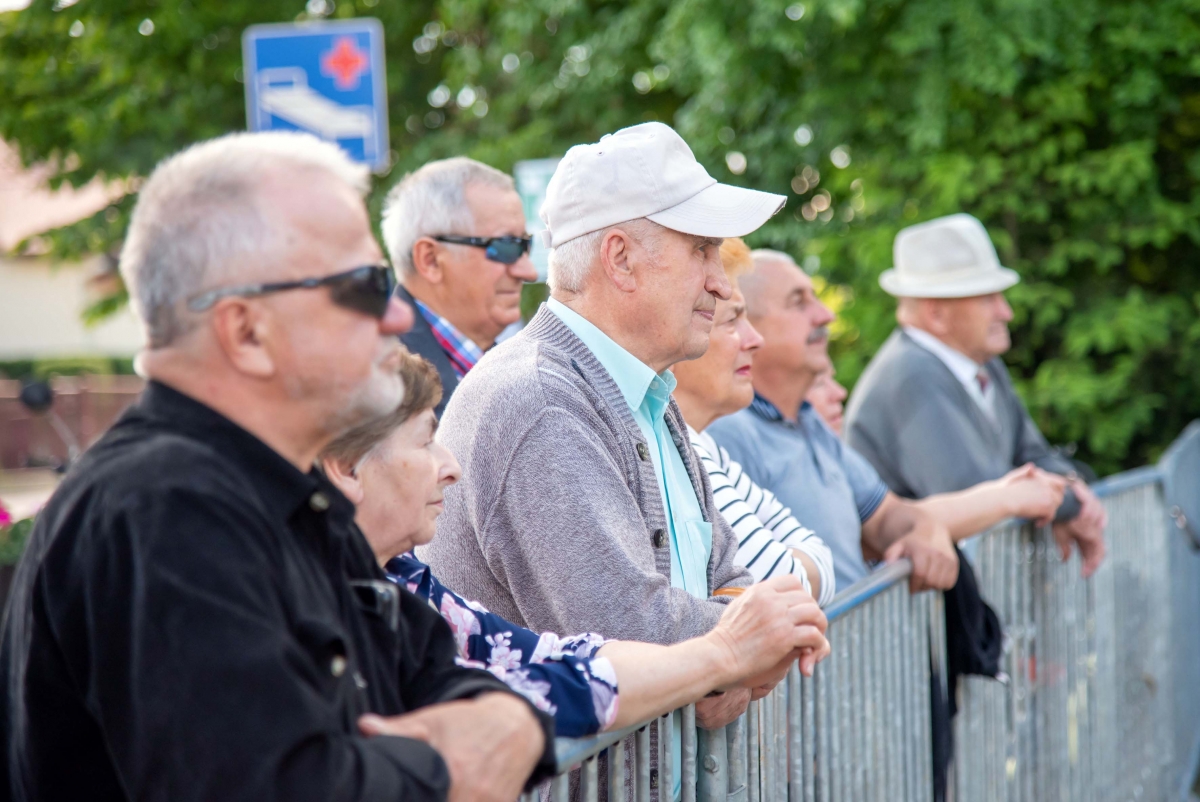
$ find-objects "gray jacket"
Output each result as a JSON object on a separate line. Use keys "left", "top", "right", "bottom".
{"left": 419, "top": 305, "right": 751, "bottom": 645}
{"left": 844, "top": 329, "right": 1080, "bottom": 519}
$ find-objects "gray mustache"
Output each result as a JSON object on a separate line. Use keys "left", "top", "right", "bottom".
{"left": 807, "top": 326, "right": 830, "bottom": 344}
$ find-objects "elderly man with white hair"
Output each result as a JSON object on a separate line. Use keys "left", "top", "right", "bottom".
{"left": 422, "top": 123, "right": 831, "bottom": 797}
{"left": 0, "top": 132, "right": 556, "bottom": 802}
{"left": 381, "top": 157, "right": 538, "bottom": 416}
{"left": 844, "top": 213, "right": 1107, "bottom": 576}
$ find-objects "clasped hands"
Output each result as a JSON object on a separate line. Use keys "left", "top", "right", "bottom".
{"left": 1002, "top": 463, "right": 1107, "bottom": 577}
{"left": 697, "top": 575, "right": 830, "bottom": 729}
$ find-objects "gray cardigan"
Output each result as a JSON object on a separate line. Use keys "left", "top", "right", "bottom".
{"left": 844, "top": 329, "right": 1080, "bottom": 519}
{"left": 419, "top": 305, "right": 751, "bottom": 645}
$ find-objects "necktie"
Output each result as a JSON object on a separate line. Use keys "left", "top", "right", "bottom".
{"left": 976, "top": 370, "right": 989, "bottom": 394}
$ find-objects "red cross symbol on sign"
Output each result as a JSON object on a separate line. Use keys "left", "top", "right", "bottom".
{"left": 321, "top": 36, "right": 368, "bottom": 91}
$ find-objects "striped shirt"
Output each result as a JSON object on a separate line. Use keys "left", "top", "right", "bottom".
{"left": 414, "top": 299, "right": 485, "bottom": 379}
{"left": 689, "top": 427, "right": 836, "bottom": 606}
{"left": 709, "top": 396, "right": 890, "bottom": 592}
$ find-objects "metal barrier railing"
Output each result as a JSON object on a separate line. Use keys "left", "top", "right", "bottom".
{"left": 531, "top": 460, "right": 1200, "bottom": 802}
{"left": 525, "top": 561, "right": 944, "bottom": 802}
{"left": 956, "top": 467, "right": 1200, "bottom": 802}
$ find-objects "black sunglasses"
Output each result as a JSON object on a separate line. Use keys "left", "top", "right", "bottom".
{"left": 433, "top": 234, "right": 532, "bottom": 265}
{"left": 186, "top": 265, "right": 396, "bottom": 319}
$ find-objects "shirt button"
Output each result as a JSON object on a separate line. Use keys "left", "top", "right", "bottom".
{"left": 652, "top": 528, "right": 667, "bottom": 548}
{"left": 636, "top": 443, "right": 649, "bottom": 461}
{"left": 309, "top": 492, "right": 330, "bottom": 512}
{"left": 330, "top": 655, "right": 347, "bottom": 677}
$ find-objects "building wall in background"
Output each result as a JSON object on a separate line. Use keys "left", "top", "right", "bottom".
{"left": 0, "top": 256, "right": 143, "bottom": 359}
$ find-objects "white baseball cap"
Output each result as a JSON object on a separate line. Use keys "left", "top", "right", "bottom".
{"left": 539, "top": 122, "right": 786, "bottom": 248}
{"left": 879, "top": 213, "right": 1020, "bottom": 299}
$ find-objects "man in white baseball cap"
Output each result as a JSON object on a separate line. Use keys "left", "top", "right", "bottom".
{"left": 845, "top": 213, "right": 1107, "bottom": 577}
{"left": 423, "top": 122, "right": 828, "bottom": 796}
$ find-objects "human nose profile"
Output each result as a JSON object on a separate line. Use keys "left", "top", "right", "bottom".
{"left": 508, "top": 254, "right": 539, "bottom": 283}
{"left": 996, "top": 295, "right": 1014, "bottom": 322}
{"left": 814, "top": 299, "right": 836, "bottom": 328}
{"left": 435, "top": 442, "right": 463, "bottom": 487}
{"left": 707, "top": 267, "right": 733, "bottom": 301}
{"left": 740, "top": 319, "right": 765, "bottom": 352}
{"left": 380, "top": 298, "right": 414, "bottom": 335}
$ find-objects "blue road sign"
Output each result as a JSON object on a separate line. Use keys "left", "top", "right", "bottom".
{"left": 242, "top": 19, "right": 389, "bottom": 170}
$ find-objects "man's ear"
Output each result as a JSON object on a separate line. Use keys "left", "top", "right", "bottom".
{"left": 410, "top": 238, "right": 446, "bottom": 285}
{"left": 598, "top": 228, "right": 638, "bottom": 293}
{"left": 210, "top": 299, "right": 276, "bottom": 378}
{"left": 321, "top": 457, "right": 366, "bottom": 504}
{"left": 919, "top": 298, "right": 951, "bottom": 337}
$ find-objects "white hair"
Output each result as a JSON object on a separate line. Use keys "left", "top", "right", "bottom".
{"left": 380, "top": 157, "right": 515, "bottom": 278}
{"left": 547, "top": 229, "right": 605, "bottom": 294}
{"left": 749, "top": 248, "right": 798, "bottom": 268}
{"left": 119, "top": 131, "right": 369, "bottom": 348}
{"left": 741, "top": 248, "right": 802, "bottom": 317}
{"left": 547, "top": 218, "right": 663, "bottom": 294}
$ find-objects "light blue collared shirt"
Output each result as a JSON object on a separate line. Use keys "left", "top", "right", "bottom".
{"left": 548, "top": 298, "right": 711, "bottom": 800}
{"left": 547, "top": 299, "right": 712, "bottom": 594}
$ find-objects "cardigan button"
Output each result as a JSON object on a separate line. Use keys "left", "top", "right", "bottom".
{"left": 636, "top": 442, "right": 649, "bottom": 461}
{"left": 652, "top": 528, "right": 667, "bottom": 548}
{"left": 309, "top": 492, "right": 330, "bottom": 512}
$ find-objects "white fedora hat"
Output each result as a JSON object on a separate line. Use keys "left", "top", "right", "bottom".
{"left": 879, "top": 213, "right": 1020, "bottom": 298}
{"left": 539, "top": 122, "right": 786, "bottom": 248}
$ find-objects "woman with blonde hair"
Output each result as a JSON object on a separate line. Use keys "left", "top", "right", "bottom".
{"left": 672, "top": 238, "right": 837, "bottom": 605}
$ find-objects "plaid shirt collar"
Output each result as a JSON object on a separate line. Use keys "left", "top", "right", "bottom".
{"left": 414, "top": 299, "right": 485, "bottom": 379}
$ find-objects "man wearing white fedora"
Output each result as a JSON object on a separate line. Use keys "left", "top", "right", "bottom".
{"left": 844, "top": 213, "right": 1107, "bottom": 577}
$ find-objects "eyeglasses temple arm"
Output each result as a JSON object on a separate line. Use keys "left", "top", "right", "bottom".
{"left": 186, "top": 281, "right": 293, "bottom": 312}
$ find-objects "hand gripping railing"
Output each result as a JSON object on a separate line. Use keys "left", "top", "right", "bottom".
{"left": 525, "top": 560, "right": 945, "bottom": 802}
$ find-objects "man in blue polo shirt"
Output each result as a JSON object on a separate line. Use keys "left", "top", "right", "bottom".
{"left": 708, "top": 250, "right": 960, "bottom": 593}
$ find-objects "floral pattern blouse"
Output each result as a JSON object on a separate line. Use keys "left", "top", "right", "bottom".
{"left": 385, "top": 553, "right": 620, "bottom": 738}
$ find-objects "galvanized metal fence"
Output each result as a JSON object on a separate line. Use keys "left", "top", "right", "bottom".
{"left": 957, "top": 462, "right": 1200, "bottom": 801}
{"left": 523, "top": 561, "right": 944, "bottom": 802}
{"left": 532, "top": 441, "right": 1200, "bottom": 802}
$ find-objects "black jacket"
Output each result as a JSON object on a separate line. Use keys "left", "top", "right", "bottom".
{"left": 396, "top": 285, "right": 460, "bottom": 419}
{"left": 0, "top": 381, "right": 553, "bottom": 801}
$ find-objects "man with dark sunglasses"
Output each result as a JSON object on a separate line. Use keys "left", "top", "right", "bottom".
{"left": 0, "top": 132, "right": 554, "bottom": 802}
{"left": 185, "top": 263, "right": 398, "bottom": 318}
{"left": 381, "top": 157, "right": 537, "bottom": 415}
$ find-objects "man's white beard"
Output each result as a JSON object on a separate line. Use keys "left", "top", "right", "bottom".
{"left": 350, "top": 367, "right": 403, "bottom": 420}
{"left": 315, "top": 343, "right": 406, "bottom": 438}
{"left": 339, "top": 364, "right": 404, "bottom": 429}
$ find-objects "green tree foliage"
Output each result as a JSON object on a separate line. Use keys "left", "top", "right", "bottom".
{"left": 3, "top": 0, "right": 1199, "bottom": 473}
{"left": 0, "top": 517, "right": 34, "bottom": 566}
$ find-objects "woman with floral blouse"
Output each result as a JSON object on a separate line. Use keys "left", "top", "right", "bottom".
{"left": 318, "top": 351, "right": 829, "bottom": 738}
